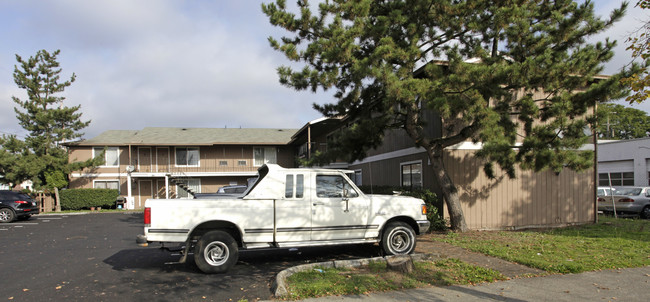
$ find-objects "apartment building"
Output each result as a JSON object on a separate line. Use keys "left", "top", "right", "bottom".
{"left": 66, "top": 127, "right": 296, "bottom": 209}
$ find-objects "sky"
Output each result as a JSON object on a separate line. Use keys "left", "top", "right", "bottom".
{"left": 0, "top": 0, "right": 648, "bottom": 140}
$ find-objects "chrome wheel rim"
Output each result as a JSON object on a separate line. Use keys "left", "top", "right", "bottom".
{"left": 0, "top": 210, "right": 10, "bottom": 222}
{"left": 204, "top": 241, "right": 229, "bottom": 266}
{"left": 388, "top": 227, "right": 412, "bottom": 254}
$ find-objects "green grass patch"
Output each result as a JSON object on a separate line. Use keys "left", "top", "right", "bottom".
{"left": 284, "top": 259, "right": 505, "bottom": 300}
{"left": 436, "top": 216, "right": 650, "bottom": 274}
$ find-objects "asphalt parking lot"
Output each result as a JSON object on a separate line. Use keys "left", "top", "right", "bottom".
{"left": 0, "top": 212, "right": 380, "bottom": 301}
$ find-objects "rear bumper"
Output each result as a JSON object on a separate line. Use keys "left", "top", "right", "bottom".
{"left": 417, "top": 220, "right": 430, "bottom": 234}
{"left": 16, "top": 207, "right": 39, "bottom": 217}
{"left": 599, "top": 203, "right": 644, "bottom": 214}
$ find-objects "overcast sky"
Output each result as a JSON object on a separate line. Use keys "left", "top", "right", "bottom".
{"left": 0, "top": 0, "right": 648, "bottom": 140}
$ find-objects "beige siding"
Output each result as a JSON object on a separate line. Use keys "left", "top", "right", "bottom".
{"left": 444, "top": 149, "right": 595, "bottom": 230}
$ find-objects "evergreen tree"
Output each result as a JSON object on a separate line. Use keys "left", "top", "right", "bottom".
{"left": 1, "top": 49, "right": 98, "bottom": 211}
{"left": 263, "top": 0, "right": 637, "bottom": 231}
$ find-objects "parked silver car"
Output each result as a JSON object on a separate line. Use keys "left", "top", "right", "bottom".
{"left": 598, "top": 186, "right": 650, "bottom": 219}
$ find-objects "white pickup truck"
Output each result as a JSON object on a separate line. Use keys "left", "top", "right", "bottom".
{"left": 142, "top": 164, "right": 430, "bottom": 273}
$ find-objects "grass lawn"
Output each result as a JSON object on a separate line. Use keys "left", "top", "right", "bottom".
{"left": 435, "top": 216, "right": 650, "bottom": 274}
{"left": 282, "top": 216, "right": 650, "bottom": 300}
{"left": 284, "top": 259, "right": 506, "bottom": 300}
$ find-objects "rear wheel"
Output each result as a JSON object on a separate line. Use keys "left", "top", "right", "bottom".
{"left": 0, "top": 208, "right": 15, "bottom": 223}
{"left": 381, "top": 221, "right": 416, "bottom": 255}
{"left": 193, "top": 230, "right": 238, "bottom": 274}
{"left": 641, "top": 206, "right": 650, "bottom": 219}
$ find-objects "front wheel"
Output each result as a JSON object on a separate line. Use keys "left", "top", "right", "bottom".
{"left": 0, "top": 208, "right": 15, "bottom": 223}
{"left": 193, "top": 230, "right": 239, "bottom": 274}
{"left": 381, "top": 221, "right": 416, "bottom": 255}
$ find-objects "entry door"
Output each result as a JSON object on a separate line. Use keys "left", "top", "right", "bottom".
{"left": 156, "top": 148, "right": 169, "bottom": 173}
{"left": 311, "top": 173, "right": 369, "bottom": 240}
{"left": 138, "top": 180, "right": 153, "bottom": 209}
{"left": 138, "top": 147, "right": 152, "bottom": 172}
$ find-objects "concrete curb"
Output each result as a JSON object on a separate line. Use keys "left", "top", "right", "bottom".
{"left": 271, "top": 253, "right": 441, "bottom": 298}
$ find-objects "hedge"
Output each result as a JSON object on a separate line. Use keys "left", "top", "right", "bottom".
{"left": 60, "top": 188, "right": 120, "bottom": 210}
{"left": 358, "top": 185, "right": 447, "bottom": 231}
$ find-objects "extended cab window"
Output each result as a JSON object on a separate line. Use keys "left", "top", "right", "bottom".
{"left": 316, "top": 175, "right": 358, "bottom": 198}
{"left": 285, "top": 174, "right": 305, "bottom": 198}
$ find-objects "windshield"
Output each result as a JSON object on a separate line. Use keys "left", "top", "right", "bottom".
{"left": 613, "top": 188, "right": 642, "bottom": 196}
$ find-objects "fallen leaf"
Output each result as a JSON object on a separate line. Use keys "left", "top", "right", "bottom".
{"left": 22, "top": 289, "right": 29, "bottom": 292}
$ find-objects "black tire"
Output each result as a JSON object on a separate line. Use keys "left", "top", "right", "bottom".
{"left": 193, "top": 230, "right": 239, "bottom": 274}
{"left": 381, "top": 221, "right": 416, "bottom": 255}
{"left": 0, "top": 208, "right": 15, "bottom": 223}
{"left": 641, "top": 206, "right": 650, "bottom": 219}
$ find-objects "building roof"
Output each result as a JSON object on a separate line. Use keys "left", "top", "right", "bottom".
{"left": 68, "top": 127, "right": 299, "bottom": 146}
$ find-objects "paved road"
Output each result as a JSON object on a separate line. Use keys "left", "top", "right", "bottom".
{"left": 0, "top": 212, "right": 380, "bottom": 301}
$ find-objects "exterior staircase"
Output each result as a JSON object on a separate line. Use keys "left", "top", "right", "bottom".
{"left": 168, "top": 173, "right": 196, "bottom": 198}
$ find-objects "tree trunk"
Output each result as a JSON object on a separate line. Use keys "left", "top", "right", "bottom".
{"left": 427, "top": 148, "right": 468, "bottom": 232}
{"left": 54, "top": 187, "right": 61, "bottom": 212}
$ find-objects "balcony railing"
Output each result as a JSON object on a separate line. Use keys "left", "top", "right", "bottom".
{"left": 131, "top": 164, "right": 260, "bottom": 174}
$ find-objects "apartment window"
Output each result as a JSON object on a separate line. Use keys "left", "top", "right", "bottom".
{"left": 175, "top": 147, "right": 199, "bottom": 167}
{"left": 93, "top": 147, "right": 119, "bottom": 167}
{"left": 176, "top": 179, "right": 200, "bottom": 199}
{"left": 238, "top": 160, "right": 247, "bottom": 166}
{"left": 401, "top": 161, "right": 422, "bottom": 189}
{"left": 598, "top": 172, "right": 634, "bottom": 186}
{"left": 94, "top": 180, "right": 120, "bottom": 193}
{"left": 219, "top": 160, "right": 228, "bottom": 166}
{"left": 254, "top": 147, "right": 277, "bottom": 166}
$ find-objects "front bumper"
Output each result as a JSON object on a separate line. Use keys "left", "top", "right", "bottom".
{"left": 417, "top": 220, "right": 431, "bottom": 234}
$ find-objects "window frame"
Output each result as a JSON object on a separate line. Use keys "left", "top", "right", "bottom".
{"left": 92, "top": 147, "right": 120, "bottom": 167}
{"left": 400, "top": 160, "right": 423, "bottom": 189}
{"left": 93, "top": 180, "right": 121, "bottom": 193}
{"left": 174, "top": 147, "right": 200, "bottom": 167}
{"left": 253, "top": 147, "right": 277, "bottom": 167}
{"left": 599, "top": 172, "right": 634, "bottom": 186}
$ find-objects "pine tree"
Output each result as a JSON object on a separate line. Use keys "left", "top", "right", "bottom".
{"left": 1, "top": 49, "right": 97, "bottom": 211}
{"left": 263, "top": 0, "right": 637, "bottom": 231}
